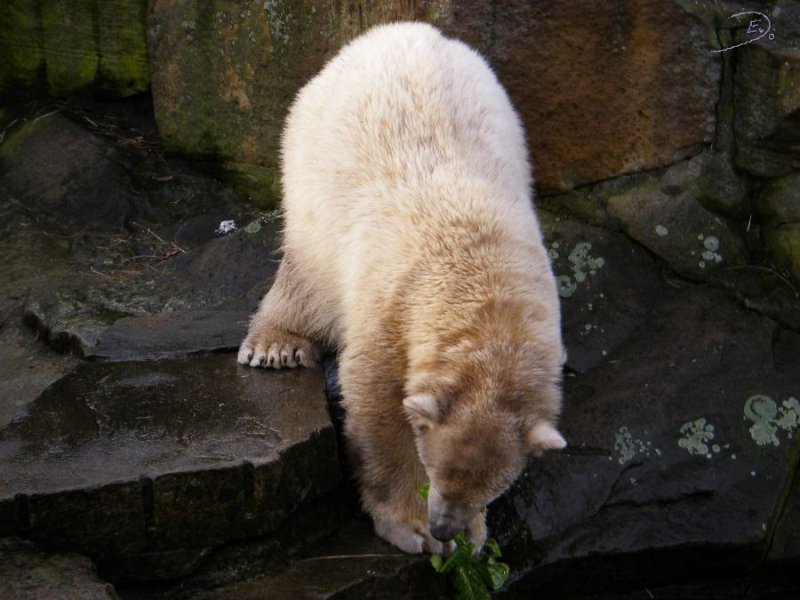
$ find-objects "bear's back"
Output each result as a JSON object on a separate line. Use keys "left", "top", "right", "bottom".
{"left": 281, "top": 23, "right": 532, "bottom": 238}
{"left": 278, "top": 24, "right": 545, "bottom": 344}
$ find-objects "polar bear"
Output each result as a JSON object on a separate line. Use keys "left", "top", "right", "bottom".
{"left": 238, "top": 22, "right": 566, "bottom": 554}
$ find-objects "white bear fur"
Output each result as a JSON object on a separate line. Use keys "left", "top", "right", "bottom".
{"left": 238, "top": 22, "right": 565, "bottom": 554}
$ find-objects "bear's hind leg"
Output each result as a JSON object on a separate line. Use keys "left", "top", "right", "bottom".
{"left": 238, "top": 257, "right": 321, "bottom": 369}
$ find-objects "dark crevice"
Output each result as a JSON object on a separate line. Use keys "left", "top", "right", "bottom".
{"left": 712, "top": 22, "right": 738, "bottom": 156}
{"left": 14, "top": 493, "right": 31, "bottom": 532}
{"left": 140, "top": 475, "right": 156, "bottom": 532}
{"left": 604, "top": 489, "right": 716, "bottom": 511}
{"left": 761, "top": 434, "right": 800, "bottom": 563}
{"left": 242, "top": 460, "right": 256, "bottom": 518}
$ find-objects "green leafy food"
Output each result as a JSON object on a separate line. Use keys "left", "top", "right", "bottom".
{"left": 416, "top": 484, "right": 511, "bottom": 597}
{"left": 429, "top": 532, "right": 510, "bottom": 599}
{"left": 417, "top": 482, "right": 431, "bottom": 500}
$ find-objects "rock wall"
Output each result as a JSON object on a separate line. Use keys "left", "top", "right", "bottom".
{"left": 0, "top": 0, "right": 149, "bottom": 99}
{"left": 1, "top": 0, "right": 799, "bottom": 278}
{"left": 144, "top": 0, "right": 719, "bottom": 194}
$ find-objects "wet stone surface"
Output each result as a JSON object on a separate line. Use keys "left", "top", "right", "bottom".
{"left": 0, "top": 100, "right": 798, "bottom": 598}
{"left": 0, "top": 356, "right": 340, "bottom": 581}
{"left": 88, "top": 310, "right": 250, "bottom": 362}
{"left": 0, "top": 106, "right": 279, "bottom": 362}
{"left": 121, "top": 519, "right": 447, "bottom": 600}
{"left": 0, "top": 537, "right": 119, "bottom": 600}
{"left": 490, "top": 219, "right": 800, "bottom": 597}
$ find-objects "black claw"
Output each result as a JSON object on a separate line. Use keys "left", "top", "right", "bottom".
{"left": 268, "top": 356, "right": 275, "bottom": 367}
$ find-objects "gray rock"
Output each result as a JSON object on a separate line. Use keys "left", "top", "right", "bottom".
{"left": 540, "top": 216, "right": 663, "bottom": 374}
{"left": 22, "top": 224, "right": 279, "bottom": 358}
{"left": 764, "top": 223, "right": 800, "bottom": 283}
{"left": 0, "top": 537, "right": 119, "bottom": 600}
{"left": 758, "top": 171, "right": 800, "bottom": 223}
{"left": 494, "top": 274, "right": 800, "bottom": 595}
{"left": 0, "top": 317, "right": 79, "bottom": 429}
{"left": 0, "top": 113, "right": 135, "bottom": 232}
{"left": 0, "top": 355, "right": 340, "bottom": 581}
{"left": 0, "top": 105, "right": 278, "bottom": 359}
{"left": 733, "top": 0, "right": 800, "bottom": 178}
{"left": 88, "top": 310, "right": 250, "bottom": 361}
{"left": 769, "top": 467, "right": 800, "bottom": 563}
{"left": 607, "top": 185, "right": 748, "bottom": 280}
{"left": 663, "top": 151, "right": 750, "bottom": 219}
{"left": 185, "top": 520, "right": 446, "bottom": 600}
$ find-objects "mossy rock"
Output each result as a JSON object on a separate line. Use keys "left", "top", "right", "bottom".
{"left": 0, "top": 0, "right": 149, "bottom": 100}
{"left": 758, "top": 173, "right": 800, "bottom": 223}
{"left": 733, "top": 1, "right": 800, "bottom": 178}
{"left": 223, "top": 161, "right": 282, "bottom": 211}
{"left": 765, "top": 223, "right": 800, "bottom": 283}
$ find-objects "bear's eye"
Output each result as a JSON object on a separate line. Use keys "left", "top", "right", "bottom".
{"left": 412, "top": 422, "right": 428, "bottom": 433}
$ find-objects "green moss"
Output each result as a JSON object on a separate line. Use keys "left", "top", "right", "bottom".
{"left": 40, "top": 0, "right": 99, "bottom": 96}
{"left": 0, "top": 116, "right": 43, "bottom": 162}
{"left": 765, "top": 224, "right": 800, "bottom": 283}
{"left": 97, "top": 0, "right": 149, "bottom": 96}
{"left": 224, "top": 161, "right": 282, "bottom": 210}
{"left": 0, "top": 1, "right": 46, "bottom": 95}
{"left": 1, "top": 0, "right": 149, "bottom": 99}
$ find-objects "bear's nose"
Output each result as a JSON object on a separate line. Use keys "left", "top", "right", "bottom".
{"left": 430, "top": 520, "right": 459, "bottom": 542}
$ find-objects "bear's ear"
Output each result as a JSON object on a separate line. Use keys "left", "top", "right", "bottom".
{"left": 526, "top": 421, "right": 567, "bottom": 457}
{"left": 403, "top": 393, "right": 440, "bottom": 427}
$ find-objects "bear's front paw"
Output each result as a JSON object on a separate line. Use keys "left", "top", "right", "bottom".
{"left": 465, "top": 511, "right": 488, "bottom": 555}
{"left": 374, "top": 514, "right": 453, "bottom": 555}
{"left": 237, "top": 331, "right": 319, "bottom": 369}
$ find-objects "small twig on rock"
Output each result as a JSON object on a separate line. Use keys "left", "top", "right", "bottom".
{"left": 144, "top": 226, "right": 186, "bottom": 255}
{"left": 0, "top": 118, "right": 24, "bottom": 147}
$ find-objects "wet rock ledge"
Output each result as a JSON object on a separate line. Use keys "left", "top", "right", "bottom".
{"left": 1, "top": 97, "right": 799, "bottom": 598}
{"left": 0, "top": 357, "right": 338, "bottom": 582}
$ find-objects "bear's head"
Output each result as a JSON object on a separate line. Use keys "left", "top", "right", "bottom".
{"left": 404, "top": 392, "right": 566, "bottom": 543}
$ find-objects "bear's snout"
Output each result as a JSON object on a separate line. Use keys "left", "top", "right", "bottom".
{"left": 427, "top": 485, "right": 471, "bottom": 542}
{"left": 430, "top": 518, "right": 460, "bottom": 543}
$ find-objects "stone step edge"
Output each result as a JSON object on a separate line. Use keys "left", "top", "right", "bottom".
{"left": 0, "top": 427, "right": 342, "bottom": 583}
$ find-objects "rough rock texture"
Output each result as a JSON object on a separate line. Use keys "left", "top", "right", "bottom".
{"left": 88, "top": 310, "right": 250, "bottom": 361}
{"left": 0, "top": 316, "right": 79, "bottom": 428}
{"left": 0, "top": 96, "right": 798, "bottom": 598}
{"left": 607, "top": 185, "right": 747, "bottom": 281}
{"left": 0, "top": 0, "right": 149, "bottom": 99}
{"left": 733, "top": 0, "right": 800, "bottom": 178}
{"left": 543, "top": 152, "right": 750, "bottom": 282}
{"left": 144, "top": 0, "right": 454, "bottom": 202}
{"left": 0, "top": 356, "right": 340, "bottom": 581}
{"left": 0, "top": 538, "right": 119, "bottom": 600}
{"left": 765, "top": 223, "right": 800, "bottom": 283}
{"left": 120, "top": 519, "right": 447, "bottom": 600}
{"left": 147, "top": 0, "right": 719, "bottom": 194}
{"left": 454, "top": 0, "right": 720, "bottom": 191}
{"left": 759, "top": 171, "right": 800, "bottom": 224}
{"left": 759, "top": 171, "right": 800, "bottom": 282}
{"left": 0, "top": 112, "right": 135, "bottom": 231}
{"left": 494, "top": 217, "right": 800, "bottom": 596}
{"left": 0, "top": 106, "right": 277, "bottom": 359}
